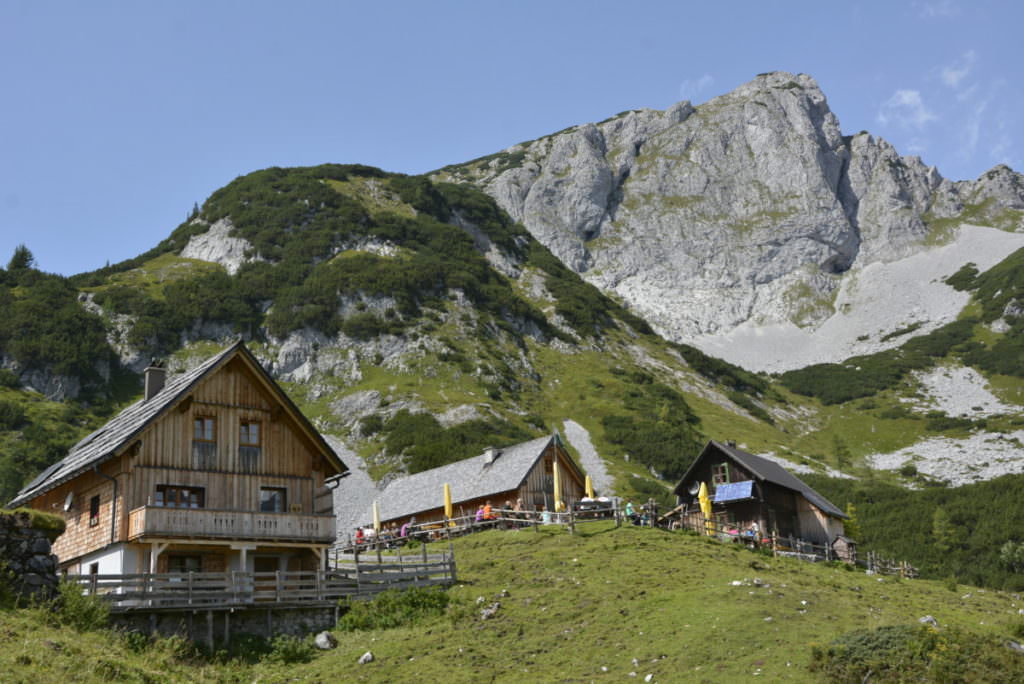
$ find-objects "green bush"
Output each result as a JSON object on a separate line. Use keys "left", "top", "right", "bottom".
{"left": 810, "top": 623, "right": 1024, "bottom": 682}
{"left": 265, "top": 634, "right": 316, "bottom": 664}
{"left": 803, "top": 472, "right": 1024, "bottom": 588}
{"left": 338, "top": 587, "right": 451, "bottom": 632}
{"left": 601, "top": 382, "right": 703, "bottom": 481}
{"left": 0, "top": 399, "right": 26, "bottom": 430}
{"left": 779, "top": 319, "right": 975, "bottom": 404}
{"left": 924, "top": 412, "right": 979, "bottom": 432}
{"left": 381, "top": 410, "right": 533, "bottom": 474}
{"left": 0, "top": 263, "right": 112, "bottom": 381}
{"left": 53, "top": 579, "right": 110, "bottom": 631}
{"left": 725, "top": 390, "right": 774, "bottom": 424}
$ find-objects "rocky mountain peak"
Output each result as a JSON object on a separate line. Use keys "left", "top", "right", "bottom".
{"left": 441, "top": 72, "right": 1024, "bottom": 369}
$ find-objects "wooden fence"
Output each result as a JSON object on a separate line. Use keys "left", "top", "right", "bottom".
{"left": 330, "top": 544, "right": 457, "bottom": 597}
{"left": 673, "top": 512, "right": 917, "bottom": 578}
{"left": 339, "top": 505, "right": 621, "bottom": 553}
{"left": 71, "top": 548, "right": 456, "bottom": 611}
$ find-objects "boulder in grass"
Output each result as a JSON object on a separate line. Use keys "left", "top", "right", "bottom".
{"left": 314, "top": 631, "right": 337, "bottom": 650}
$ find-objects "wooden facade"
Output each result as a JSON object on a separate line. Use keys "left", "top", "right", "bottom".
{"left": 14, "top": 342, "right": 346, "bottom": 577}
{"left": 374, "top": 437, "right": 586, "bottom": 531}
{"left": 673, "top": 440, "right": 846, "bottom": 545}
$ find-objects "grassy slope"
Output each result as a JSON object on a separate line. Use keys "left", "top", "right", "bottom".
{"left": 5, "top": 525, "right": 1021, "bottom": 683}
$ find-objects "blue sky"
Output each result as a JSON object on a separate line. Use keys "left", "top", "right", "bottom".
{"left": 1, "top": 0, "right": 1021, "bottom": 276}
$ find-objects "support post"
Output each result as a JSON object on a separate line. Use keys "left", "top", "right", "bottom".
{"left": 206, "top": 610, "right": 214, "bottom": 651}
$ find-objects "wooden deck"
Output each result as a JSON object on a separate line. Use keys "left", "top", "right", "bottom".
{"left": 73, "top": 549, "right": 456, "bottom": 611}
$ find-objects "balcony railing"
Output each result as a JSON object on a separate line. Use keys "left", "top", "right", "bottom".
{"left": 127, "top": 506, "right": 335, "bottom": 543}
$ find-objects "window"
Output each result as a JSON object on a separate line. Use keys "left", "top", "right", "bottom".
{"left": 194, "top": 417, "right": 216, "bottom": 442}
{"left": 88, "top": 562, "right": 99, "bottom": 575}
{"left": 712, "top": 462, "right": 730, "bottom": 487}
{"left": 154, "top": 485, "right": 205, "bottom": 509}
{"left": 167, "top": 555, "right": 202, "bottom": 574}
{"left": 88, "top": 495, "right": 100, "bottom": 526}
{"left": 239, "top": 421, "right": 261, "bottom": 473}
{"left": 239, "top": 421, "right": 260, "bottom": 446}
{"left": 259, "top": 487, "right": 287, "bottom": 513}
{"left": 192, "top": 416, "right": 217, "bottom": 469}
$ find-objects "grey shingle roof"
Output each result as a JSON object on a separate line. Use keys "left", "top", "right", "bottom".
{"left": 373, "top": 435, "right": 559, "bottom": 523}
{"left": 675, "top": 440, "right": 847, "bottom": 519}
{"left": 9, "top": 341, "right": 344, "bottom": 507}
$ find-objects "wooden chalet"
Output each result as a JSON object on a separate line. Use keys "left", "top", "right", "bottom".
{"left": 357, "top": 434, "right": 585, "bottom": 531}
{"left": 672, "top": 440, "right": 846, "bottom": 545}
{"left": 8, "top": 341, "right": 347, "bottom": 577}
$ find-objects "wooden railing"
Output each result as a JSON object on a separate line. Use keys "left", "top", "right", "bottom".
{"left": 72, "top": 570, "right": 354, "bottom": 610}
{"left": 127, "top": 506, "right": 335, "bottom": 543}
{"left": 331, "top": 546, "right": 457, "bottom": 597}
{"left": 672, "top": 513, "right": 917, "bottom": 577}
{"left": 339, "top": 505, "right": 621, "bottom": 552}
{"left": 72, "top": 549, "right": 457, "bottom": 611}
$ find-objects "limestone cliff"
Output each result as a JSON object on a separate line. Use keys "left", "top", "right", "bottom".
{"left": 439, "top": 72, "right": 1024, "bottom": 368}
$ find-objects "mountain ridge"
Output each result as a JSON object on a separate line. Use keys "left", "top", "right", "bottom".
{"left": 437, "top": 71, "right": 1024, "bottom": 370}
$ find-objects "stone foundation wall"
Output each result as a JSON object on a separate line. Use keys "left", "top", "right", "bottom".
{"left": 0, "top": 511, "right": 61, "bottom": 602}
{"left": 112, "top": 605, "right": 339, "bottom": 648}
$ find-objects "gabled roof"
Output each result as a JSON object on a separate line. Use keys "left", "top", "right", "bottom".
{"left": 9, "top": 340, "right": 345, "bottom": 507}
{"left": 674, "top": 440, "right": 847, "bottom": 519}
{"left": 373, "top": 434, "right": 574, "bottom": 523}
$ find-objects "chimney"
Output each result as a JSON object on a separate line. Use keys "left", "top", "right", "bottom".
{"left": 144, "top": 360, "right": 166, "bottom": 401}
{"left": 483, "top": 446, "right": 498, "bottom": 465}
{"left": 726, "top": 440, "right": 737, "bottom": 448}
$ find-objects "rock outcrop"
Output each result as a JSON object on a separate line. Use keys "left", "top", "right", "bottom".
{"left": 180, "top": 218, "right": 262, "bottom": 275}
{"left": 442, "top": 72, "right": 1024, "bottom": 364}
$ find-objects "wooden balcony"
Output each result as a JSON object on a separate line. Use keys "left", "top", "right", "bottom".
{"left": 127, "top": 505, "right": 335, "bottom": 543}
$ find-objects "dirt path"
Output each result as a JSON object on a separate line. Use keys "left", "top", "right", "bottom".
{"left": 562, "top": 419, "right": 614, "bottom": 495}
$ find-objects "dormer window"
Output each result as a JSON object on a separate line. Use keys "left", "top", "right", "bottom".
{"left": 239, "top": 421, "right": 261, "bottom": 473}
{"left": 192, "top": 416, "right": 217, "bottom": 469}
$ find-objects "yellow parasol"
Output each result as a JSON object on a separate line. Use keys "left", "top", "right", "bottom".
{"left": 372, "top": 499, "right": 381, "bottom": 533}
{"left": 585, "top": 474, "right": 594, "bottom": 499}
{"left": 553, "top": 459, "right": 564, "bottom": 512}
{"left": 443, "top": 482, "right": 453, "bottom": 523}
{"left": 697, "top": 481, "right": 713, "bottom": 535}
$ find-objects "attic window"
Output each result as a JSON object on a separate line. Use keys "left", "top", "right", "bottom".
{"left": 239, "top": 421, "right": 261, "bottom": 473}
{"left": 712, "top": 462, "right": 730, "bottom": 487}
{"left": 192, "top": 417, "right": 217, "bottom": 469}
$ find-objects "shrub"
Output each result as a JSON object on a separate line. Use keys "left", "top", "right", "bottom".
{"left": 779, "top": 319, "right": 975, "bottom": 404}
{"left": 810, "top": 623, "right": 1024, "bottom": 682}
{"left": 53, "top": 579, "right": 110, "bottom": 631}
{"left": 358, "top": 414, "right": 383, "bottom": 435}
{"left": 265, "top": 634, "right": 316, "bottom": 664}
{"left": 337, "top": 587, "right": 451, "bottom": 632}
{"left": 924, "top": 413, "right": 978, "bottom": 432}
{"left": 381, "top": 410, "right": 533, "bottom": 474}
{"left": 601, "top": 382, "right": 703, "bottom": 481}
{"left": 0, "top": 399, "right": 26, "bottom": 430}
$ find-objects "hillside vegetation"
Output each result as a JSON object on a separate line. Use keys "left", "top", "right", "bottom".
{"left": 806, "top": 473, "right": 1024, "bottom": 590}
{"left": 4, "top": 163, "right": 1024, "bottom": 592}
{"left": 4, "top": 525, "right": 1024, "bottom": 682}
